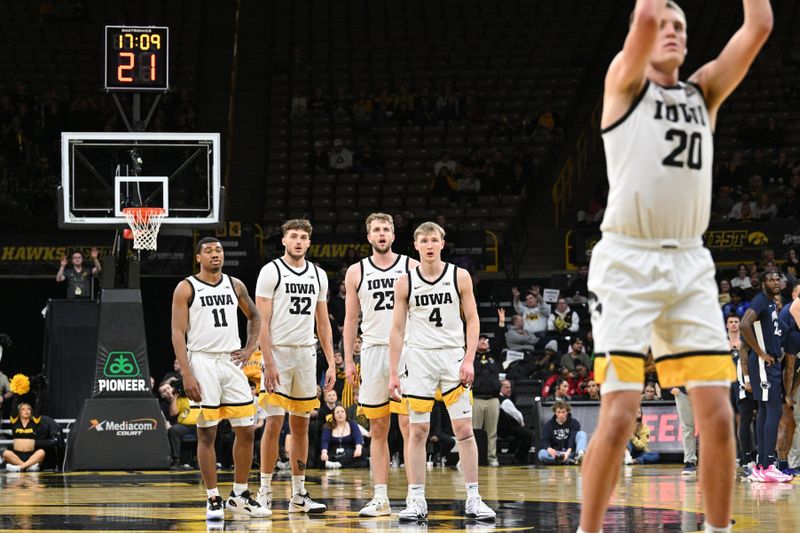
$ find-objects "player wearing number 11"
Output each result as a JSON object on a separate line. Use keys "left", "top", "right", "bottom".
{"left": 254, "top": 219, "right": 336, "bottom": 514}
{"left": 579, "top": 2, "right": 772, "bottom": 533}
{"left": 171, "top": 237, "right": 268, "bottom": 520}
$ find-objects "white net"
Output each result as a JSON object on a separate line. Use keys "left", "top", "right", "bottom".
{"left": 123, "top": 208, "right": 166, "bottom": 251}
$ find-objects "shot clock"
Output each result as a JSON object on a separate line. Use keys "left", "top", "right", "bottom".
{"left": 105, "top": 26, "right": 169, "bottom": 91}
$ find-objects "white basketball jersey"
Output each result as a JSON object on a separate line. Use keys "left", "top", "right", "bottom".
{"left": 357, "top": 254, "right": 410, "bottom": 348}
{"left": 255, "top": 258, "right": 326, "bottom": 347}
{"left": 186, "top": 274, "right": 241, "bottom": 353}
{"left": 407, "top": 263, "right": 464, "bottom": 349}
{"left": 601, "top": 81, "right": 713, "bottom": 240}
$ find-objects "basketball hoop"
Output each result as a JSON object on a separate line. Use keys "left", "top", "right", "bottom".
{"left": 122, "top": 207, "right": 166, "bottom": 251}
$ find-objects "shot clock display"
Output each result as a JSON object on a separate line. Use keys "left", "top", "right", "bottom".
{"left": 105, "top": 26, "right": 169, "bottom": 91}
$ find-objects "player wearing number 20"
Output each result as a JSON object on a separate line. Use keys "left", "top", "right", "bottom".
{"left": 580, "top": 2, "right": 772, "bottom": 533}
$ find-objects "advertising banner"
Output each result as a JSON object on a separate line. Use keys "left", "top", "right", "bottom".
{"left": 66, "top": 397, "right": 171, "bottom": 470}
{"left": 568, "top": 221, "right": 799, "bottom": 267}
{"left": 538, "top": 401, "right": 683, "bottom": 453}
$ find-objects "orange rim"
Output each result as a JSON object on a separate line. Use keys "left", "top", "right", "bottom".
{"left": 122, "top": 207, "right": 166, "bottom": 224}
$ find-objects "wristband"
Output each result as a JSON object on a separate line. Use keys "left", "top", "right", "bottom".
{"left": 744, "top": 376, "right": 750, "bottom": 383}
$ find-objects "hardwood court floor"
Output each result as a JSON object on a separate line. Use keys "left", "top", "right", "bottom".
{"left": 0, "top": 465, "right": 798, "bottom": 532}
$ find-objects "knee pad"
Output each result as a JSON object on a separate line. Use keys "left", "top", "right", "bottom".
{"left": 446, "top": 391, "right": 473, "bottom": 420}
{"left": 229, "top": 416, "right": 255, "bottom": 427}
{"left": 409, "top": 409, "right": 431, "bottom": 424}
{"left": 264, "top": 404, "right": 286, "bottom": 417}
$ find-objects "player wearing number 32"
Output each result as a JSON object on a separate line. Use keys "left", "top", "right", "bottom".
{"left": 388, "top": 221, "right": 495, "bottom": 522}
{"left": 171, "top": 237, "right": 269, "bottom": 520}
{"left": 254, "top": 219, "right": 335, "bottom": 515}
{"left": 580, "top": 2, "right": 772, "bottom": 533}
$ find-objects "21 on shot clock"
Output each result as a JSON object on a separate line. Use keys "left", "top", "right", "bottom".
{"left": 104, "top": 26, "right": 169, "bottom": 92}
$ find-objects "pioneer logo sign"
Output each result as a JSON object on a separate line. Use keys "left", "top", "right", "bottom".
{"left": 97, "top": 351, "right": 149, "bottom": 393}
{"left": 88, "top": 417, "right": 157, "bottom": 437}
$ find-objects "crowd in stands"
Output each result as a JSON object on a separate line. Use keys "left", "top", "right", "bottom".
{"left": 0, "top": 83, "right": 197, "bottom": 217}
{"left": 291, "top": 83, "right": 485, "bottom": 128}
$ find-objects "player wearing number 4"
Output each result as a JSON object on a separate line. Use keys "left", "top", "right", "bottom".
{"left": 171, "top": 237, "right": 269, "bottom": 520}
{"left": 579, "top": 2, "right": 772, "bottom": 533}
{"left": 388, "top": 221, "right": 495, "bottom": 522}
{"left": 255, "top": 219, "right": 336, "bottom": 515}
{"left": 343, "top": 213, "right": 418, "bottom": 517}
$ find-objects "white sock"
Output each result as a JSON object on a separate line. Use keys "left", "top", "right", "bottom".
{"left": 704, "top": 523, "right": 731, "bottom": 533}
{"left": 577, "top": 528, "right": 601, "bottom": 533}
{"left": 466, "top": 482, "right": 479, "bottom": 500}
{"left": 232, "top": 482, "right": 248, "bottom": 496}
{"left": 260, "top": 472, "right": 272, "bottom": 490}
{"left": 374, "top": 483, "right": 388, "bottom": 499}
{"left": 291, "top": 475, "right": 305, "bottom": 494}
{"left": 207, "top": 487, "right": 220, "bottom": 499}
{"left": 408, "top": 483, "right": 425, "bottom": 499}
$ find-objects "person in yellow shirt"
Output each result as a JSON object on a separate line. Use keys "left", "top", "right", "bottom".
{"left": 167, "top": 383, "right": 198, "bottom": 470}
{"left": 624, "top": 408, "right": 660, "bottom": 465}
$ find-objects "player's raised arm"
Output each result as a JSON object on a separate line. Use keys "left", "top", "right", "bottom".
{"left": 342, "top": 263, "right": 362, "bottom": 386}
{"left": 689, "top": 0, "right": 772, "bottom": 120}
{"left": 388, "top": 274, "right": 409, "bottom": 400}
{"left": 231, "top": 277, "right": 260, "bottom": 363}
{"left": 604, "top": 0, "right": 664, "bottom": 98}
{"left": 171, "top": 280, "right": 201, "bottom": 402}
{"left": 457, "top": 268, "right": 479, "bottom": 386}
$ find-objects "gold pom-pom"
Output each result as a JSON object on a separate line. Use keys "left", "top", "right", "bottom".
{"left": 10, "top": 374, "right": 30, "bottom": 395}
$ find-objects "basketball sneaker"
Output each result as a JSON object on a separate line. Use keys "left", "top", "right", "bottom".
{"left": 206, "top": 496, "right": 225, "bottom": 521}
{"left": 748, "top": 465, "right": 767, "bottom": 483}
{"left": 465, "top": 496, "right": 496, "bottom": 521}
{"left": 761, "top": 465, "right": 793, "bottom": 483}
{"left": 288, "top": 488, "right": 327, "bottom": 513}
{"left": 226, "top": 490, "right": 271, "bottom": 517}
{"left": 398, "top": 497, "right": 428, "bottom": 522}
{"left": 680, "top": 462, "right": 697, "bottom": 476}
{"left": 741, "top": 461, "right": 756, "bottom": 479}
{"left": 26, "top": 463, "right": 40, "bottom": 472}
{"left": 358, "top": 496, "right": 391, "bottom": 517}
{"left": 256, "top": 487, "right": 272, "bottom": 511}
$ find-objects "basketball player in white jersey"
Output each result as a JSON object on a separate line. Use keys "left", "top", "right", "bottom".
{"left": 579, "top": 2, "right": 772, "bottom": 533}
{"left": 388, "top": 221, "right": 495, "bottom": 522}
{"left": 254, "top": 219, "right": 335, "bottom": 514}
{"left": 342, "top": 212, "right": 417, "bottom": 517}
{"left": 171, "top": 237, "right": 269, "bottom": 520}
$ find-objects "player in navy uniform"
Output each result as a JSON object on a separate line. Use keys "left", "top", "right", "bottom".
{"left": 739, "top": 271, "right": 790, "bottom": 482}
{"left": 171, "top": 237, "right": 269, "bottom": 519}
{"left": 776, "top": 284, "right": 800, "bottom": 473}
{"left": 579, "top": 2, "right": 773, "bottom": 532}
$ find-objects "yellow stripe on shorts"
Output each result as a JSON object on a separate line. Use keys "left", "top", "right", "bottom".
{"left": 593, "top": 352, "right": 646, "bottom": 385}
{"left": 441, "top": 384, "right": 472, "bottom": 407}
{"left": 199, "top": 402, "right": 255, "bottom": 421}
{"left": 404, "top": 395, "right": 435, "bottom": 413}
{"left": 390, "top": 397, "right": 408, "bottom": 416}
{"left": 360, "top": 401, "right": 391, "bottom": 419}
{"left": 655, "top": 351, "right": 735, "bottom": 388}
{"left": 260, "top": 391, "right": 320, "bottom": 413}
